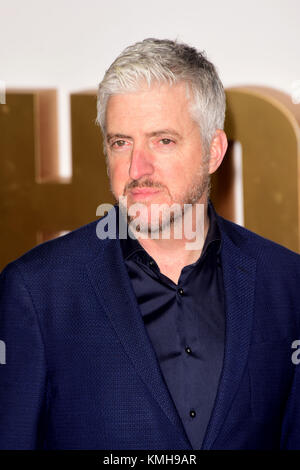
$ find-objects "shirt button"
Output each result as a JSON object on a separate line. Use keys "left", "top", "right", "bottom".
{"left": 149, "top": 260, "right": 154, "bottom": 267}
{"left": 190, "top": 410, "right": 196, "bottom": 418}
{"left": 185, "top": 346, "right": 192, "bottom": 354}
{"left": 178, "top": 287, "right": 184, "bottom": 296}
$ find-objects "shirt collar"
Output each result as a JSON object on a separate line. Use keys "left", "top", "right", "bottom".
{"left": 120, "top": 199, "right": 222, "bottom": 262}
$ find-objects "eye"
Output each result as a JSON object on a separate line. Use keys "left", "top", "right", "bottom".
{"left": 160, "top": 138, "right": 173, "bottom": 145}
{"left": 112, "top": 140, "right": 127, "bottom": 148}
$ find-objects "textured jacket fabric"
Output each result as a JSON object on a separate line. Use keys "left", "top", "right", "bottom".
{"left": 0, "top": 210, "right": 300, "bottom": 449}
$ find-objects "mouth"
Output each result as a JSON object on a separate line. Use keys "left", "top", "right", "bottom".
{"left": 129, "top": 188, "right": 161, "bottom": 200}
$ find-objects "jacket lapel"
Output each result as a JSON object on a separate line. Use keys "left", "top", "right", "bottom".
{"left": 201, "top": 219, "right": 257, "bottom": 449}
{"left": 85, "top": 232, "right": 192, "bottom": 449}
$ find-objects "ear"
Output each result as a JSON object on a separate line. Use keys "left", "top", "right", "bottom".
{"left": 208, "top": 130, "right": 228, "bottom": 175}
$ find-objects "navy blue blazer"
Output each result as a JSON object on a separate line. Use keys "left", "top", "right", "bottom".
{"left": 1, "top": 210, "right": 300, "bottom": 449}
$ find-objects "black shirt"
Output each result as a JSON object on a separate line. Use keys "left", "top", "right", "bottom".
{"left": 120, "top": 202, "right": 225, "bottom": 449}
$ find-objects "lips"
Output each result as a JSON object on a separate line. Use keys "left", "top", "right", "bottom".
{"left": 129, "top": 188, "right": 161, "bottom": 200}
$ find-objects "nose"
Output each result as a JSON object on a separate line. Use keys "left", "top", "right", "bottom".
{"left": 129, "top": 145, "right": 155, "bottom": 181}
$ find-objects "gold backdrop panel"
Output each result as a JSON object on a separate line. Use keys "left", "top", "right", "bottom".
{"left": 0, "top": 90, "right": 58, "bottom": 270}
{"left": 0, "top": 90, "right": 113, "bottom": 270}
{"left": 70, "top": 91, "right": 114, "bottom": 221}
{"left": 211, "top": 87, "right": 300, "bottom": 252}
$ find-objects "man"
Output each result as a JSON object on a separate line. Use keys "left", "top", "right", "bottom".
{"left": 0, "top": 38, "right": 300, "bottom": 450}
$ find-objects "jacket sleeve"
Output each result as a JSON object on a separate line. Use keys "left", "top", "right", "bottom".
{"left": 0, "top": 262, "right": 47, "bottom": 449}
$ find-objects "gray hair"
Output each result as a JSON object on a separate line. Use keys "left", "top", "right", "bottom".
{"left": 96, "top": 38, "right": 226, "bottom": 155}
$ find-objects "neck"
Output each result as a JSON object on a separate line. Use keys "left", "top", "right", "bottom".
{"left": 136, "top": 200, "right": 210, "bottom": 284}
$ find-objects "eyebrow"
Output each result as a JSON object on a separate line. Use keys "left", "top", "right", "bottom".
{"left": 106, "top": 133, "right": 132, "bottom": 143}
{"left": 106, "top": 129, "right": 182, "bottom": 142}
{"left": 145, "top": 129, "right": 182, "bottom": 139}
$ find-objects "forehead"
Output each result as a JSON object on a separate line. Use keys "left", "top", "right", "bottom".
{"left": 105, "top": 82, "right": 194, "bottom": 133}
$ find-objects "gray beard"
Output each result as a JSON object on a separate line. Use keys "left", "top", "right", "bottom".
{"left": 120, "top": 170, "right": 210, "bottom": 236}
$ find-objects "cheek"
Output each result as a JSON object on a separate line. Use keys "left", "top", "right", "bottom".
{"left": 108, "top": 159, "right": 129, "bottom": 193}
{"left": 160, "top": 160, "right": 186, "bottom": 185}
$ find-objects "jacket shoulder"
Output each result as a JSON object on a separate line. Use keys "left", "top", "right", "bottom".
{"left": 218, "top": 215, "right": 300, "bottom": 265}
{"left": 1, "top": 218, "right": 111, "bottom": 278}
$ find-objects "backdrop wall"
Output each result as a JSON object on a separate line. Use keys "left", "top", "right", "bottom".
{"left": 1, "top": 0, "right": 299, "bottom": 176}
